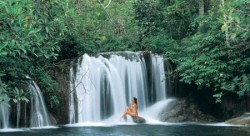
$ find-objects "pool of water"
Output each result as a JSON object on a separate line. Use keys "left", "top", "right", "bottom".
{"left": 1, "top": 123, "right": 250, "bottom": 136}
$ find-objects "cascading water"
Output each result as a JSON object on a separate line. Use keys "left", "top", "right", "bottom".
{"left": 0, "top": 95, "right": 10, "bottom": 129}
{"left": 69, "top": 66, "right": 76, "bottom": 124}
{"left": 69, "top": 52, "right": 172, "bottom": 123}
{"left": 27, "top": 77, "right": 51, "bottom": 127}
{"left": 0, "top": 77, "right": 52, "bottom": 129}
{"left": 151, "top": 55, "right": 167, "bottom": 101}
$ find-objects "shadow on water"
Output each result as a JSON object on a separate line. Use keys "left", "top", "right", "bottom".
{"left": 0, "top": 124, "right": 250, "bottom": 136}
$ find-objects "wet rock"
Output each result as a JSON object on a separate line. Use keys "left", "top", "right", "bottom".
{"left": 51, "top": 63, "right": 71, "bottom": 124}
{"left": 159, "top": 99, "right": 217, "bottom": 122}
{"left": 49, "top": 112, "right": 57, "bottom": 125}
{"left": 132, "top": 116, "right": 146, "bottom": 123}
{"left": 225, "top": 113, "right": 250, "bottom": 125}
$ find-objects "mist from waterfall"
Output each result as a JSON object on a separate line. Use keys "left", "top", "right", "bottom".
{"left": 69, "top": 52, "right": 172, "bottom": 123}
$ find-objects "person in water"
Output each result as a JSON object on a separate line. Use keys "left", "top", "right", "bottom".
{"left": 120, "top": 97, "right": 138, "bottom": 121}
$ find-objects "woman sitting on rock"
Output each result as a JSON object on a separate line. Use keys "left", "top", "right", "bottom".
{"left": 120, "top": 97, "right": 138, "bottom": 121}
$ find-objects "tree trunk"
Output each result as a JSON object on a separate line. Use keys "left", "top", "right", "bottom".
{"left": 221, "top": 0, "right": 230, "bottom": 47}
{"left": 199, "top": 0, "right": 205, "bottom": 16}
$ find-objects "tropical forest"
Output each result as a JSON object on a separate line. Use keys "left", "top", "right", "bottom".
{"left": 0, "top": 0, "right": 250, "bottom": 135}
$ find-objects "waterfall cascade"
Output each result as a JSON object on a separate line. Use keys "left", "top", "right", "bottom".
{"left": 69, "top": 52, "right": 172, "bottom": 123}
{"left": 0, "top": 95, "right": 10, "bottom": 129}
{"left": 28, "top": 78, "right": 51, "bottom": 127}
{"left": 0, "top": 78, "right": 51, "bottom": 129}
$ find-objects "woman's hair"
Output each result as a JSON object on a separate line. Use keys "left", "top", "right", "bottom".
{"left": 133, "top": 97, "right": 137, "bottom": 104}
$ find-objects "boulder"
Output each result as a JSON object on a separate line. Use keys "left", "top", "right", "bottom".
{"left": 132, "top": 116, "right": 146, "bottom": 123}
{"left": 159, "top": 98, "right": 217, "bottom": 122}
{"left": 225, "top": 113, "right": 250, "bottom": 125}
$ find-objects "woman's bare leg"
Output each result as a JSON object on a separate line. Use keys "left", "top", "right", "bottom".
{"left": 125, "top": 106, "right": 130, "bottom": 112}
{"left": 125, "top": 111, "right": 136, "bottom": 117}
{"left": 120, "top": 106, "right": 130, "bottom": 121}
{"left": 120, "top": 111, "right": 137, "bottom": 121}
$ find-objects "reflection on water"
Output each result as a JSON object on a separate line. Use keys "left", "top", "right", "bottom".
{"left": 0, "top": 124, "right": 250, "bottom": 136}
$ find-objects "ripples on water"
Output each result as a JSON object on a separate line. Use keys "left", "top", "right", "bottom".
{"left": 0, "top": 123, "right": 250, "bottom": 136}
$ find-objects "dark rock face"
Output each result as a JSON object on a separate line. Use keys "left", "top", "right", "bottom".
{"left": 159, "top": 99, "right": 217, "bottom": 122}
{"left": 49, "top": 62, "right": 71, "bottom": 125}
{"left": 173, "top": 81, "right": 250, "bottom": 121}
{"left": 225, "top": 113, "right": 250, "bottom": 125}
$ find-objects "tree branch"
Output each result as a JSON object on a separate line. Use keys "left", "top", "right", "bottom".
{"left": 97, "top": 0, "right": 110, "bottom": 18}
{"left": 231, "top": 41, "right": 250, "bottom": 49}
{"left": 104, "top": 0, "right": 112, "bottom": 9}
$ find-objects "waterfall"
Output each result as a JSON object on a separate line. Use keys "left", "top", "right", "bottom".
{"left": 69, "top": 52, "right": 172, "bottom": 123}
{"left": 16, "top": 101, "right": 21, "bottom": 128}
{"left": 28, "top": 77, "right": 51, "bottom": 127}
{"left": 0, "top": 95, "right": 9, "bottom": 129}
{"left": 69, "top": 66, "right": 76, "bottom": 124}
{"left": 151, "top": 54, "right": 167, "bottom": 101}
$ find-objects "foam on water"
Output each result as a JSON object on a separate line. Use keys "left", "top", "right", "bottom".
{"left": 30, "top": 126, "right": 59, "bottom": 129}
{"left": 199, "top": 122, "right": 246, "bottom": 127}
{"left": 0, "top": 128, "right": 29, "bottom": 132}
{"left": 64, "top": 122, "right": 116, "bottom": 127}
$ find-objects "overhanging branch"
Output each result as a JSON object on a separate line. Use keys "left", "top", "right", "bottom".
{"left": 97, "top": 0, "right": 111, "bottom": 18}
{"left": 104, "top": 0, "right": 112, "bottom": 9}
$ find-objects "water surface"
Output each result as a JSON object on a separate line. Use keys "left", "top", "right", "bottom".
{"left": 1, "top": 124, "right": 249, "bottom": 136}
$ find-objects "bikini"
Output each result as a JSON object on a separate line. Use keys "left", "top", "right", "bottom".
{"left": 131, "top": 104, "right": 138, "bottom": 116}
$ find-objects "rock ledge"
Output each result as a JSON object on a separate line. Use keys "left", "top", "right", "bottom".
{"left": 225, "top": 113, "right": 250, "bottom": 125}
{"left": 159, "top": 99, "right": 217, "bottom": 122}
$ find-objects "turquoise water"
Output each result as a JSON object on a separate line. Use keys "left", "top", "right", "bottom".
{"left": 1, "top": 123, "right": 250, "bottom": 136}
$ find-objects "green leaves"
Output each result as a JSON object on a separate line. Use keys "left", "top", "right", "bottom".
{"left": 0, "top": 0, "right": 249, "bottom": 105}
{"left": 0, "top": 52, "right": 7, "bottom": 57}
{"left": 0, "top": 78, "right": 10, "bottom": 106}
{"left": 0, "top": 0, "right": 69, "bottom": 106}
{"left": 213, "top": 92, "right": 223, "bottom": 103}
{"left": 170, "top": 0, "right": 250, "bottom": 102}
{"left": 221, "top": 74, "right": 250, "bottom": 96}
{"left": 0, "top": 39, "right": 8, "bottom": 57}
{"left": 12, "top": 87, "right": 29, "bottom": 103}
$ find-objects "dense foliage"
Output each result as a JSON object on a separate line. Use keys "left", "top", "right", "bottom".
{"left": 0, "top": 0, "right": 249, "bottom": 106}
{"left": 166, "top": 0, "right": 250, "bottom": 102}
{"left": 134, "top": 0, "right": 250, "bottom": 102}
